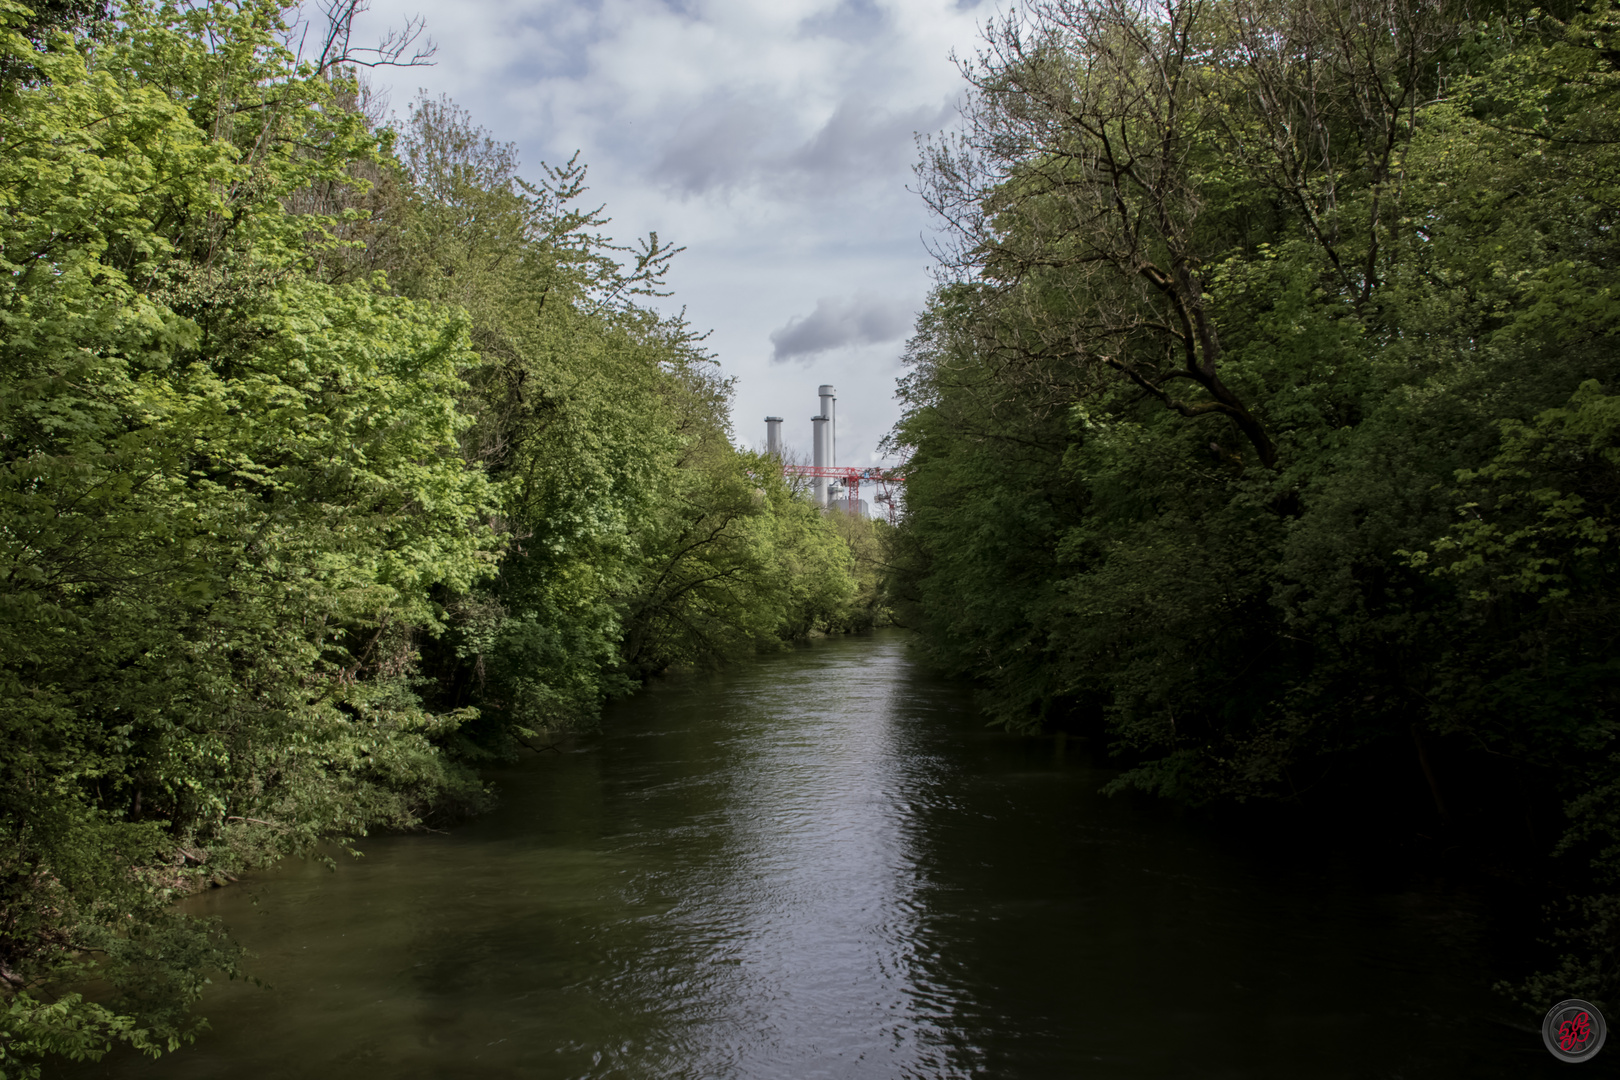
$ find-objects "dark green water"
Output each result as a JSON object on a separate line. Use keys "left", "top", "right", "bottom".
{"left": 55, "top": 630, "right": 1608, "bottom": 1078}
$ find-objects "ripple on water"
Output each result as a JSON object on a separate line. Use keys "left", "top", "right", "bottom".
{"left": 50, "top": 630, "right": 1594, "bottom": 1080}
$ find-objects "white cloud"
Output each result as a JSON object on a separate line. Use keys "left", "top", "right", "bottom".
{"left": 346, "top": 0, "right": 986, "bottom": 466}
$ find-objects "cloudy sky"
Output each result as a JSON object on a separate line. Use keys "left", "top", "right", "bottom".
{"left": 344, "top": 0, "right": 993, "bottom": 467}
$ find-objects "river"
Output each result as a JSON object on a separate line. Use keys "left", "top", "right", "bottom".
{"left": 54, "top": 629, "right": 1599, "bottom": 1078}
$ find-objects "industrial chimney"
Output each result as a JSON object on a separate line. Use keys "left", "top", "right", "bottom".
{"left": 819, "top": 384, "right": 836, "bottom": 469}
{"left": 811, "top": 414, "right": 829, "bottom": 506}
{"left": 812, "top": 385, "right": 836, "bottom": 507}
{"left": 765, "top": 416, "right": 783, "bottom": 458}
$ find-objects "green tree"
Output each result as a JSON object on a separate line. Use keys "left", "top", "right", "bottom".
{"left": 894, "top": 0, "right": 1620, "bottom": 1012}
{"left": 0, "top": 3, "right": 496, "bottom": 1070}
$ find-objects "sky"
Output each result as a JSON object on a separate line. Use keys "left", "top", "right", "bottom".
{"left": 341, "top": 0, "right": 995, "bottom": 468}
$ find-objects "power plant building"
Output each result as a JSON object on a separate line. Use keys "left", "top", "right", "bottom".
{"left": 766, "top": 385, "right": 872, "bottom": 517}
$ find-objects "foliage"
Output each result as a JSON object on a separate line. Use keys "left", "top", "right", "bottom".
{"left": 0, "top": 1, "right": 868, "bottom": 1073}
{"left": 374, "top": 96, "right": 861, "bottom": 752}
{"left": 892, "top": 0, "right": 1620, "bottom": 1014}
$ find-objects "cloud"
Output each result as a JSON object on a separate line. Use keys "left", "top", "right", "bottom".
{"left": 770, "top": 294, "right": 914, "bottom": 362}
{"left": 350, "top": 0, "right": 988, "bottom": 465}
{"left": 654, "top": 95, "right": 951, "bottom": 198}
{"left": 655, "top": 98, "right": 777, "bottom": 195}
{"left": 783, "top": 98, "right": 949, "bottom": 183}
{"left": 797, "top": 0, "right": 888, "bottom": 43}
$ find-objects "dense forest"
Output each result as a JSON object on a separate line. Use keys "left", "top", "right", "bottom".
{"left": 9, "top": 0, "right": 1620, "bottom": 1070}
{"left": 888, "top": 0, "right": 1620, "bottom": 1022}
{"left": 0, "top": 1, "right": 889, "bottom": 1073}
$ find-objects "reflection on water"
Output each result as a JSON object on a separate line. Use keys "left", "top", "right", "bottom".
{"left": 53, "top": 630, "right": 1608, "bottom": 1079}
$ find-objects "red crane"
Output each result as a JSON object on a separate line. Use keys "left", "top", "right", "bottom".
{"left": 783, "top": 465, "right": 906, "bottom": 524}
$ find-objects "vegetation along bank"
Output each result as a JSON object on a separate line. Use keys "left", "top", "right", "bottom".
{"left": 884, "top": 0, "right": 1620, "bottom": 1026}
{"left": 9, "top": 0, "right": 1620, "bottom": 1071}
{"left": 0, "top": 1, "right": 889, "bottom": 1073}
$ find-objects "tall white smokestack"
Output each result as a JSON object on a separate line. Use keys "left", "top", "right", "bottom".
{"left": 811, "top": 414, "right": 828, "bottom": 506}
{"left": 765, "top": 416, "right": 783, "bottom": 458}
{"left": 818, "top": 385, "right": 836, "bottom": 468}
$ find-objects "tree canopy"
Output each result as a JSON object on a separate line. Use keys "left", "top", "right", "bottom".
{"left": 0, "top": 2, "right": 881, "bottom": 1073}
{"left": 891, "top": 0, "right": 1620, "bottom": 1015}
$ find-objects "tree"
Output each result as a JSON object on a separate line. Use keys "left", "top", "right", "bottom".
{"left": 895, "top": 0, "right": 1620, "bottom": 1013}
{"left": 922, "top": 0, "right": 1279, "bottom": 467}
{"left": 0, "top": 3, "right": 496, "bottom": 1069}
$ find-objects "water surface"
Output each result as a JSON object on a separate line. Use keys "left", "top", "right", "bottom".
{"left": 56, "top": 630, "right": 1600, "bottom": 1078}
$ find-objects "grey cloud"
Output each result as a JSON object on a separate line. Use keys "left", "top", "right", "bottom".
{"left": 798, "top": 0, "right": 887, "bottom": 43}
{"left": 653, "top": 94, "right": 953, "bottom": 197}
{"left": 654, "top": 100, "right": 774, "bottom": 195}
{"left": 770, "top": 294, "right": 913, "bottom": 363}
{"left": 784, "top": 99, "right": 951, "bottom": 182}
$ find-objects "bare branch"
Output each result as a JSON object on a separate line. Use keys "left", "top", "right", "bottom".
{"left": 289, "top": 0, "right": 437, "bottom": 76}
